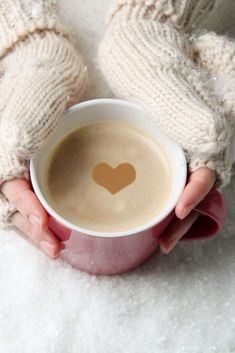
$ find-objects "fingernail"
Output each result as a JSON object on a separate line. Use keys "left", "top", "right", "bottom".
{"left": 29, "top": 215, "right": 42, "bottom": 227}
{"left": 160, "top": 245, "right": 170, "bottom": 255}
{"left": 179, "top": 206, "right": 192, "bottom": 220}
{"left": 40, "top": 241, "right": 57, "bottom": 258}
{"left": 159, "top": 241, "right": 173, "bottom": 255}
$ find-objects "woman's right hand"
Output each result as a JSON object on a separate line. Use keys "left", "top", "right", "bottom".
{"left": 0, "top": 30, "right": 86, "bottom": 257}
{"left": 1, "top": 178, "right": 61, "bottom": 259}
{"left": 0, "top": 0, "right": 87, "bottom": 243}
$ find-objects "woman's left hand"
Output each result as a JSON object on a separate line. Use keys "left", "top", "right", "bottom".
{"left": 159, "top": 167, "right": 216, "bottom": 254}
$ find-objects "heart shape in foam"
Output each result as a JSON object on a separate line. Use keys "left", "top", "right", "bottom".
{"left": 92, "top": 163, "right": 136, "bottom": 194}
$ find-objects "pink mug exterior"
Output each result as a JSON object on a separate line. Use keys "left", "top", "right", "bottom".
{"left": 48, "top": 187, "right": 227, "bottom": 276}
{"left": 48, "top": 210, "right": 175, "bottom": 276}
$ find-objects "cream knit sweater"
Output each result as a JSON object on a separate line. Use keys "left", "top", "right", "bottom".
{"left": 0, "top": 0, "right": 87, "bottom": 227}
{"left": 0, "top": 0, "right": 235, "bottom": 227}
{"left": 98, "top": 0, "right": 235, "bottom": 191}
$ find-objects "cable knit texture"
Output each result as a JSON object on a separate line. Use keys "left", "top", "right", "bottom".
{"left": 0, "top": 0, "right": 88, "bottom": 228}
{"left": 99, "top": 0, "right": 234, "bottom": 192}
{"left": 108, "top": 0, "right": 216, "bottom": 31}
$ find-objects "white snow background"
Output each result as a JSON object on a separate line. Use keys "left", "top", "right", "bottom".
{"left": 0, "top": 1, "right": 235, "bottom": 352}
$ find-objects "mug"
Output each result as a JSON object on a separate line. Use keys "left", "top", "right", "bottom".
{"left": 30, "top": 99, "right": 227, "bottom": 275}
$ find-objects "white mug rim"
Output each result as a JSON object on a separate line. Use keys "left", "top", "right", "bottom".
{"left": 30, "top": 99, "right": 187, "bottom": 238}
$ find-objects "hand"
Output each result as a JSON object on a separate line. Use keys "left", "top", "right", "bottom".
{"left": 99, "top": 1, "right": 233, "bottom": 192}
{"left": 158, "top": 167, "right": 216, "bottom": 254}
{"left": 1, "top": 178, "right": 61, "bottom": 259}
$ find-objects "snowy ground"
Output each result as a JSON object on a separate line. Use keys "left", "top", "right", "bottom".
{"left": 0, "top": 1, "right": 235, "bottom": 352}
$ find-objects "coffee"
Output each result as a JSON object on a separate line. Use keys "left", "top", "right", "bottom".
{"left": 44, "top": 122, "right": 172, "bottom": 232}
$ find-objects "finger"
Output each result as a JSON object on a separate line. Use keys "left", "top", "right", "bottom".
{"left": 12, "top": 212, "right": 61, "bottom": 259}
{"left": 175, "top": 168, "right": 216, "bottom": 220}
{"left": 159, "top": 211, "right": 200, "bottom": 254}
{"left": 1, "top": 178, "right": 49, "bottom": 229}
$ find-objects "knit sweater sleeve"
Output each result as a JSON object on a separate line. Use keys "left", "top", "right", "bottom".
{"left": 98, "top": 0, "right": 234, "bottom": 190}
{"left": 0, "top": 0, "right": 88, "bottom": 227}
{"left": 0, "top": 0, "right": 87, "bottom": 183}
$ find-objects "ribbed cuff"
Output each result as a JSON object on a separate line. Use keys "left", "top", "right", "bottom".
{"left": 0, "top": 193, "right": 16, "bottom": 228}
{"left": 107, "top": 0, "right": 215, "bottom": 30}
{"left": 0, "top": 0, "right": 69, "bottom": 58}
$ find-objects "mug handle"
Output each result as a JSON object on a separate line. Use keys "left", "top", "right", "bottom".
{"left": 180, "top": 188, "right": 227, "bottom": 241}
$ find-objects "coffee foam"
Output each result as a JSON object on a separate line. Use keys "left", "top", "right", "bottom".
{"left": 45, "top": 122, "right": 173, "bottom": 233}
